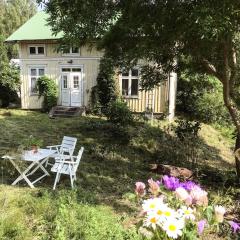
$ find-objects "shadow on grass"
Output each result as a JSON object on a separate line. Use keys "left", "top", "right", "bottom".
{"left": 0, "top": 109, "right": 238, "bottom": 216}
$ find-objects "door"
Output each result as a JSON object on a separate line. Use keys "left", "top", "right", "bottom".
{"left": 61, "top": 70, "right": 82, "bottom": 107}
{"left": 70, "top": 73, "right": 82, "bottom": 106}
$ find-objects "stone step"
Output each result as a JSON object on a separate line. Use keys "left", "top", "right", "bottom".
{"left": 49, "top": 106, "right": 85, "bottom": 118}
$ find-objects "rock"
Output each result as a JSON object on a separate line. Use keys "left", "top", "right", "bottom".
{"left": 150, "top": 164, "right": 193, "bottom": 179}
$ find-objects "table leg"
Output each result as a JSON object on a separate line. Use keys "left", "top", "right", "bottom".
{"left": 10, "top": 160, "right": 35, "bottom": 188}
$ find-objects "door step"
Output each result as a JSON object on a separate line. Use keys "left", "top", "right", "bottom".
{"left": 49, "top": 106, "right": 85, "bottom": 118}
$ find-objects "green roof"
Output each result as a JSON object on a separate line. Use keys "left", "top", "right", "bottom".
{"left": 5, "top": 11, "right": 63, "bottom": 42}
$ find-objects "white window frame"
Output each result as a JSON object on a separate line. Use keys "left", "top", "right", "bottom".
{"left": 62, "top": 47, "right": 81, "bottom": 56}
{"left": 28, "top": 44, "right": 46, "bottom": 56}
{"left": 119, "top": 68, "right": 140, "bottom": 98}
{"left": 28, "top": 66, "right": 46, "bottom": 96}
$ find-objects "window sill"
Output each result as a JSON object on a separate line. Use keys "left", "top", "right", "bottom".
{"left": 123, "top": 95, "right": 139, "bottom": 99}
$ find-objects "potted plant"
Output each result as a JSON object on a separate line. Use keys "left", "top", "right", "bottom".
{"left": 22, "top": 136, "right": 43, "bottom": 153}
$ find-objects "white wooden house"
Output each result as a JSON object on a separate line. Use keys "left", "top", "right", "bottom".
{"left": 6, "top": 11, "right": 177, "bottom": 118}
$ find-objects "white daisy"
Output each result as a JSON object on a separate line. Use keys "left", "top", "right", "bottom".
{"left": 144, "top": 213, "right": 160, "bottom": 230}
{"left": 163, "top": 218, "right": 184, "bottom": 239}
{"left": 163, "top": 207, "right": 178, "bottom": 219}
{"left": 178, "top": 206, "right": 195, "bottom": 221}
{"left": 142, "top": 197, "right": 164, "bottom": 213}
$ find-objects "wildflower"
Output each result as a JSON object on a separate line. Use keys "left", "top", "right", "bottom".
{"left": 142, "top": 197, "right": 164, "bottom": 213}
{"left": 162, "top": 175, "right": 180, "bottom": 191}
{"left": 229, "top": 221, "right": 240, "bottom": 234}
{"left": 178, "top": 206, "right": 195, "bottom": 221}
{"left": 190, "top": 186, "right": 208, "bottom": 206}
{"left": 163, "top": 207, "right": 178, "bottom": 219}
{"left": 163, "top": 218, "right": 184, "bottom": 239}
{"left": 214, "top": 205, "right": 226, "bottom": 223}
{"left": 175, "top": 187, "right": 191, "bottom": 202}
{"left": 144, "top": 213, "right": 159, "bottom": 230}
{"left": 135, "top": 182, "right": 146, "bottom": 197}
{"left": 197, "top": 219, "right": 207, "bottom": 235}
{"left": 148, "top": 178, "right": 160, "bottom": 196}
{"left": 180, "top": 181, "right": 199, "bottom": 191}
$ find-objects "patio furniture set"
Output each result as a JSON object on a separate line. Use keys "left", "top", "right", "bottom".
{"left": 1, "top": 136, "right": 84, "bottom": 190}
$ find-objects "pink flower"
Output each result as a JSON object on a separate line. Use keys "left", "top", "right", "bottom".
{"left": 135, "top": 182, "right": 146, "bottom": 197}
{"left": 175, "top": 187, "right": 192, "bottom": 205}
{"left": 190, "top": 186, "right": 208, "bottom": 206}
{"left": 229, "top": 221, "right": 240, "bottom": 233}
{"left": 148, "top": 178, "right": 159, "bottom": 196}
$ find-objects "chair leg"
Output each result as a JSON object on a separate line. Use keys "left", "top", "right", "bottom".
{"left": 70, "top": 175, "right": 74, "bottom": 189}
{"left": 53, "top": 172, "right": 60, "bottom": 190}
{"left": 57, "top": 173, "right": 61, "bottom": 183}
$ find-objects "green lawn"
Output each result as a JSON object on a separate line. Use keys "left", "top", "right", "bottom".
{"left": 0, "top": 109, "right": 239, "bottom": 240}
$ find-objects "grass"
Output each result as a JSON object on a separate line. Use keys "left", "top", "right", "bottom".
{"left": 0, "top": 109, "right": 239, "bottom": 239}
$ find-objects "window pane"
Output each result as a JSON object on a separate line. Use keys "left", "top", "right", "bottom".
{"left": 122, "top": 79, "right": 129, "bottom": 96}
{"left": 38, "top": 47, "right": 45, "bottom": 54}
{"left": 72, "top": 68, "right": 81, "bottom": 72}
{"left": 31, "top": 77, "right": 37, "bottom": 93}
{"left": 131, "top": 79, "right": 138, "bottom": 96}
{"left": 29, "top": 47, "right": 36, "bottom": 54}
{"left": 122, "top": 69, "right": 129, "bottom": 76}
{"left": 63, "top": 76, "right": 68, "bottom": 89}
{"left": 38, "top": 69, "right": 45, "bottom": 76}
{"left": 72, "top": 47, "right": 79, "bottom": 54}
{"left": 63, "top": 48, "right": 70, "bottom": 54}
{"left": 62, "top": 68, "right": 71, "bottom": 72}
{"left": 73, "top": 76, "right": 79, "bottom": 89}
{"left": 132, "top": 69, "right": 139, "bottom": 77}
{"left": 31, "top": 68, "right": 37, "bottom": 76}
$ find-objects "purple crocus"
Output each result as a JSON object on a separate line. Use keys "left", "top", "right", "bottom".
{"left": 197, "top": 219, "right": 207, "bottom": 235}
{"left": 229, "top": 221, "right": 240, "bottom": 234}
{"left": 162, "top": 175, "right": 180, "bottom": 191}
{"left": 179, "top": 181, "right": 199, "bottom": 191}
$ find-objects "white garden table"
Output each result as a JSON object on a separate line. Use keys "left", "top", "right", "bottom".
{"left": 2, "top": 149, "right": 56, "bottom": 188}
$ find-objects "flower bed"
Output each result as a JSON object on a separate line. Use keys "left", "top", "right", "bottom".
{"left": 135, "top": 176, "right": 240, "bottom": 239}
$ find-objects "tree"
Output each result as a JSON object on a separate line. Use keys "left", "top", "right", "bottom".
{"left": 41, "top": 0, "right": 240, "bottom": 178}
{"left": 0, "top": 0, "right": 36, "bottom": 106}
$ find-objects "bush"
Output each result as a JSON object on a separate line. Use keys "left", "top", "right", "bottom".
{"left": 37, "top": 76, "right": 58, "bottom": 112}
{"left": 177, "top": 71, "right": 231, "bottom": 124}
{"left": 106, "top": 100, "right": 133, "bottom": 126}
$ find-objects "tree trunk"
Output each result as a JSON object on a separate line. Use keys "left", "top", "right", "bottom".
{"left": 235, "top": 133, "right": 240, "bottom": 180}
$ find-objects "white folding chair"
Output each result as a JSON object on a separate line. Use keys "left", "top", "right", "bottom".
{"left": 51, "top": 147, "right": 84, "bottom": 190}
{"left": 46, "top": 136, "right": 77, "bottom": 167}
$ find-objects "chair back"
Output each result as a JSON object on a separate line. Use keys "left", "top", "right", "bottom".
{"left": 74, "top": 147, "right": 84, "bottom": 172}
{"left": 60, "top": 136, "right": 77, "bottom": 156}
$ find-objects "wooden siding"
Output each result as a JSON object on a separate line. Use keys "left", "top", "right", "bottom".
{"left": 124, "top": 83, "right": 168, "bottom": 114}
{"left": 19, "top": 41, "right": 169, "bottom": 113}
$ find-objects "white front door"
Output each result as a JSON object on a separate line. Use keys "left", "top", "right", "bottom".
{"left": 61, "top": 70, "right": 82, "bottom": 107}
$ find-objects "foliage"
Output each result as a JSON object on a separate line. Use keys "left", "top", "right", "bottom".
{"left": 42, "top": 0, "right": 240, "bottom": 177}
{"left": 134, "top": 177, "right": 239, "bottom": 239}
{"left": 92, "top": 56, "right": 117, "bottom": 113}
{"left": 177, "top": 72, "right": 231, "bottom": 124}
{"left": 106, "top": 99, "right": 133, "bottom": 127}
{"left": 0, "top": 0, "right": 36, "bottom": 107}
{"left": 0, "top": 109, "right": 239, "bottom": 239}
{"left": 37, "top": 76, "right": 58, "bottom": 112}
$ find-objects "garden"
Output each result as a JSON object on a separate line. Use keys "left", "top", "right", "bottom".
{"left": 0, "top": 109, "right": 239, "bottom": 239}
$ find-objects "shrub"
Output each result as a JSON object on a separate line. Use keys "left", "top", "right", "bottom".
{"left": 106, "top": 100, "right": 133, "bottom": 126}
{"left": 37, "top": 76, "right": 58, "bottom": 112}
{"left": 93, "top": 56, "right": 118, "bottom": 113}
{"left": 177, "top": 71, "right": 231, "bottom": 125}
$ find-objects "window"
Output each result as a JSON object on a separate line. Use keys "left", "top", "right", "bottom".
{"left": 62, "top": 47, "right": 80, "bottom": 55}
{"left": 73, "top": 76, "right": 80, "bottom": 89}
{"left": 29, "top": 46, "right": 45, "bottom": 55}
{"left": 29, "top": 67, "right": 45, "bottom": 94}
{"left": 120, "top": 68, "right": 139, "bottom": 97}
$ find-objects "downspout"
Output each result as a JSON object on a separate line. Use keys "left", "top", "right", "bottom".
{"left": 168, "top": 71, "right": 177, "bottom": 121}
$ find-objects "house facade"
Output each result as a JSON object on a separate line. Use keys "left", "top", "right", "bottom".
{"left": 6, "top": 12, "right": 177, "bottom": 117}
